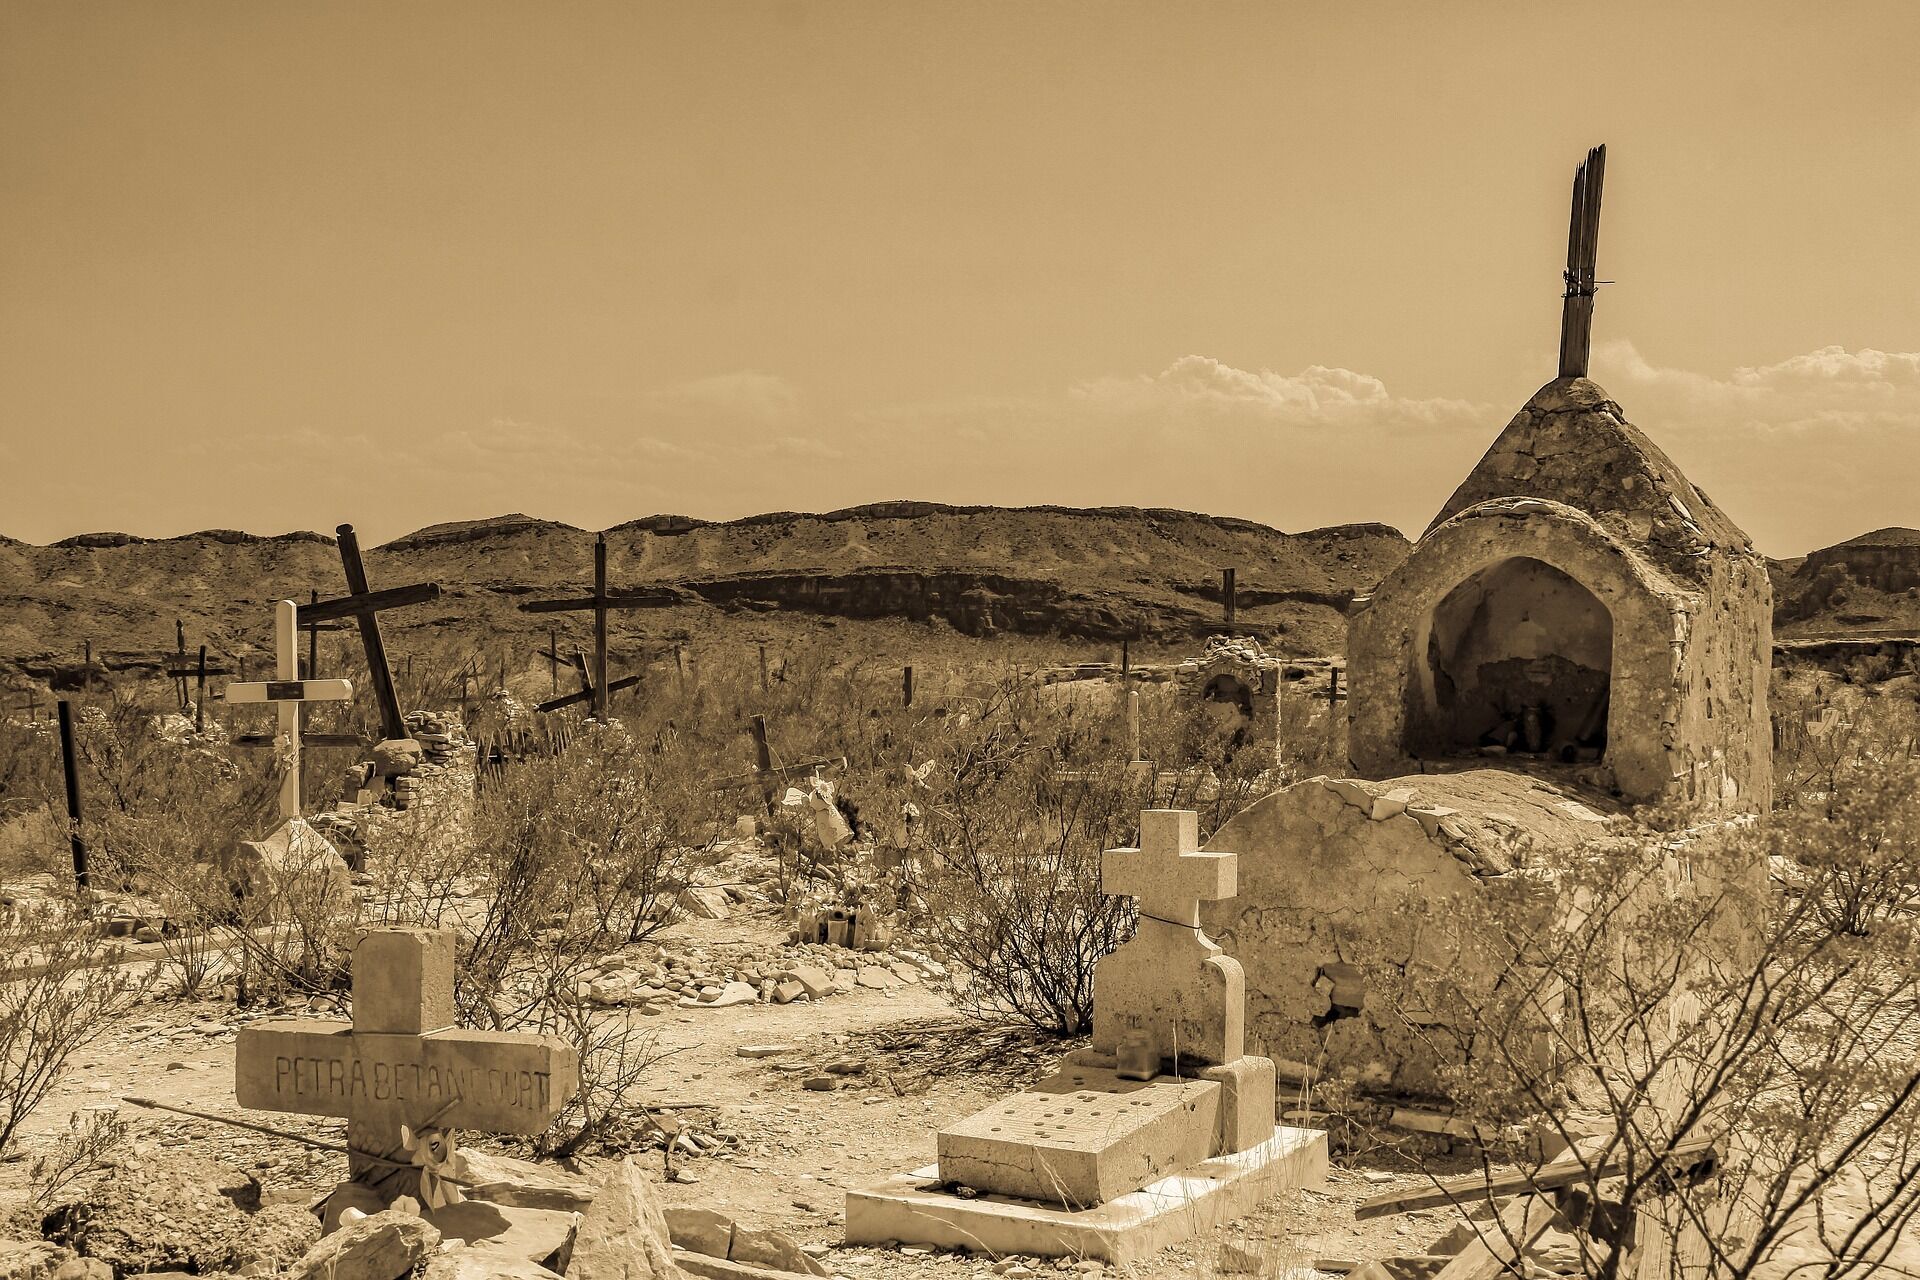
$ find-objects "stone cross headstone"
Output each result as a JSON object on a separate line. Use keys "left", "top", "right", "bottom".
{"left": 237, "top": 927, "right": 579, "bottom": 1202}
{"left": 1093, "top": 809, "right": 1244, "bottom": 1071}
{"left": 222, "top": 600, "right": 354, "bottom": 820}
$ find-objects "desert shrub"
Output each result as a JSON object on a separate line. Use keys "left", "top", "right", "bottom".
{"left": 912, "top": 676, "right": 1148, "bottom": 1036}
{"left": 1367, "top": 758, "right": 1920, "bottom": 1278}
{"left": 30, "top": 1107, "right": 132, "bottom": 1207}
{"left": 0, "top": 902, "right": 152, "bottom": 1156}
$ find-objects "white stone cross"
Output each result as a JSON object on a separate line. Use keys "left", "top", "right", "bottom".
{"left": 223, "top": 599, "right": 354, "bottom": 820}
{"left": 1094, "top": 810, "right": 1246, "bottom": 1069}
{"left": 1102, "top": 809, "right": 1237, "bottom": 930}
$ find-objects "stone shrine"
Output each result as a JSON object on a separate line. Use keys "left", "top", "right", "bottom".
{"left": 1347, "top": 377, "right": 1772, "bottom": 812}
{"left": 237, "top": 927, "right": 579, "bottom": 1203}
{"left": 847, "top": 810, "right": 1325, "bottom": 1264}
{"left": 1200, "top": 377, "right": 1775, "bottom": 1090}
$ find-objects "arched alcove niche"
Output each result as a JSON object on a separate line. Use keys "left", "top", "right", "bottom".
{"left": 1408, "top": 556, "right": 1613, "bottom": 762}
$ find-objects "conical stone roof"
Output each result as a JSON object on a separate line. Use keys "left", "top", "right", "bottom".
{"left": 1427, "top": 377, "right": 1752, "bottom": 585}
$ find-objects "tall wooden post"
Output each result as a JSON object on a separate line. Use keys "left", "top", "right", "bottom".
{"left": 1121, "top": 640, "right": 1130, "bottom": 678}
{"left": 1329, "top": 667, "right": 1340, "bottom": 710}
{"left": 56, "top": 700, "right": 88, "bottom": 889}
{"left": 175, "top": 619, "right": 188, "bottom": 708}
{"left": 1221, "top": 569, "right": 1236, "bottom": 630}
{"left": 308, "top": 590, "right": 321, "bottom": 677}
{"left": 750, "top": 714, "right": 775, "bottom": 812}
{"left": 549, "top": 628, "right": 560, "bottom": 695}
{"left": 903, "top": 665, "right": 914, "bottom": 708}
{"left": 1558, "top": 145, "right": 1607, "bottom": 380}
{"left": 759, "top": 644, "right": 770, "bottom": 693}
{"left": 194, "top": 646, "right": 209, "bottom": 734}
{"left": 592, "top": 535, "right": 610, "bottom": 721}
{"left": 83, "top": 639, "right": 93, "bottom": 693}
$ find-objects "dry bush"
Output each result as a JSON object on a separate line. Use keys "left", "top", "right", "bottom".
{"left": 30, "top": 1107, "right": 132, "bottom": 1207}
{"left": 0, "top": 902, "right": 152, "bottom": 1156}
{"left": 912, "top": 676, "right": 1148, "bottom": 1036}
{"left": 1364, "top": 718, "right": 1920, "bottom": 1278}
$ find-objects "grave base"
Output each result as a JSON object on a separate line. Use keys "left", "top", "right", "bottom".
{"left": 844, "top": 1126, "right": 1328, "bottom": 1266}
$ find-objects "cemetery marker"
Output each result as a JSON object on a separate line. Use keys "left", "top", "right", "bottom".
{"left": 223, "top": 600, "right": 354, "bottom": 820}
{"left": 304, "top": 524, "right": 439, "bottom": 743}
{"left": 516, "top": 533, "right": 678, "bottom": 720}
{"left": 165, "top": 641, "right": 230, "bottom": 735}
{"left": 56, "top": 700, "right": 88, "bottom": 888}
{"left": 237, "top": 927, "right": 578, "bottom": 1203}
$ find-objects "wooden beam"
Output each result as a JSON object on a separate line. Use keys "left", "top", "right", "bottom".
{"left": 222, "top": 678, "right": 354, "bottom": 704}
{"left": 1431, "top": 1194, "right": 1558, "bottom": 1280}
{"left": 1354, "top": 1133, "right": 1715, "bottom": 1220}
{"left": 301, "top": 581, "right": 441, "bottom": 624}
{"left": 535, "top": 672, "right": 642, "bottom": 715}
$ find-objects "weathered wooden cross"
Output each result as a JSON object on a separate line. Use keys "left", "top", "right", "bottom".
{"left": 517, "top": 533, "right": 679, "bottom": 720}
{"left": 222, "top": 600, "right": 354, "bottom": 820}
{"left": 532, "top": 645, "right": 643, "bottom": 715}
{"left": 1558, "top": 144, "right": 1607, "bottom": 379}
{"left": 237, "top": 927, "right": 578, "bottom": 1203}
{"left": 165, "top": 621, "right": 231, "bottom": 734}
{"left": 304, "top": 524, "right": 440, "bottom": 743}
{"left": 298, "top": 588, "right": 351, "bottom": 677}
{"left": 706, "top": 713, "right": 846, "bottom": 802}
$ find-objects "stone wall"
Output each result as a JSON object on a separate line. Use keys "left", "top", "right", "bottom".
{"left": 1198, "top": 769, "right": 1624, "bottom": 1094}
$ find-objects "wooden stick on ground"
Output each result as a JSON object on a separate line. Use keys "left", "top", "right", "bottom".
{"left": 120, "top": 1095, "right": 474, "bottom": 1188}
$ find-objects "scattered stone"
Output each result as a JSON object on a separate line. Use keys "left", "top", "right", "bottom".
{"left": 802, "top": 1075, "right": 841, "bottom": 1092}
{"left": 570, "top": 1156, "right": 678, "bottom": 1280}
{"left": 288, "top": 1211, "right": 439, "bottom": 1280}
{"left": 729, "top": 1226, "right": 831, "bottom": 1276}
{"left": 663, "top": 1207, "right": 734, "bottom": 1259}
{"left": 736, "top": 1044, "right": 795, "bottom": 1058}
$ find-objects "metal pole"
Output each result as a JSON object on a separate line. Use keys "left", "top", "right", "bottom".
{"left": 57, "top": 700, "right": 88, "bottom": 889}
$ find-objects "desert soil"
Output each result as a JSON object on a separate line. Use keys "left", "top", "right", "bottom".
{"left": 0, "top": 914, "right": 1453, "bottom": 1280}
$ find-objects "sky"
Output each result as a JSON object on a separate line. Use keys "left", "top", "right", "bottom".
{"left": 2, "top": 1, "right": 1916, "bottom": 555}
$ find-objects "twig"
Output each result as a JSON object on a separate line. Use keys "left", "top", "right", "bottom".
{"left": 119, "top": 1095, "right": 475, "bottom": 1188}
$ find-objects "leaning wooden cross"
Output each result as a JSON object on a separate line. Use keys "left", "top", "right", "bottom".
{"left": 533, "top": 645, "right": 643, "bottom": 716}
{"left": 223, "top": 600, "right": 354, "bottom": 820}
{"left": 517, "top": 532, "right": 680, "bottom": 720}
{"left": 304, "top": 523, "right": 440, "bottom": 743}
{"left": 237, "top": 927, "right": 578, "bottom": 1205}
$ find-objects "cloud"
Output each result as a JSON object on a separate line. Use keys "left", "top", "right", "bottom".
{"left": 654, "top": 370, "right": 802, "bottom": 423}
{"left": 1069, "top": 355, "right": 1489, "bottom": 432}
{"left": 1596, "top": 340, "right": 1920, "bottom": 436}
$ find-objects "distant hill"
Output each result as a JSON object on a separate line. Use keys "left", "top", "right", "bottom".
{"left": 0, "top": 504, "right": 1412, "bottom": 686}
{"left": 4, "top": 505, "right": 1914, "bottom": 690}
{"left": 1773, "top": 527, "right": 1920, "bottom": 637}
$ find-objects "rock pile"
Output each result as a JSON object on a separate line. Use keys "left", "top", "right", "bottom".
{"left": 577, "top": 940, "right": 947, "bottom": 1014}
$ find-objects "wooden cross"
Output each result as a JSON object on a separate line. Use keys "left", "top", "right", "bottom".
{"left": 304, "top": 524, "right": 440, "bottom": 743}
{"left": 533, "top": 646, "right": 643, "bottom": 715}
{"left": 708, "top": 715, "right": 845, "bottom": 797}
{"left": 236, "top": 927, "right": 578, "bottom": 1203}
{"left": 1558, "top": 144, "right": 1607, "bottom": 379}
{"left": 516, "top": 533, "right": 679, "bottom": 720}
{"left": 1102, "top": 809, "right": 1236, "bottom": 931}
{"left": 299, "top": 588, "right": 351, "bottom": 677}
{"left": 165, "top": 643, "right": 230, "bottom": 735}
{"left": 222, "top": 600, "right": 354, "bottom": 820}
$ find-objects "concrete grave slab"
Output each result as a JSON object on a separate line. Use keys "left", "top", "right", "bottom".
{"left": 847, "top": 1126, "right": 1328, "bottom": 1266}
